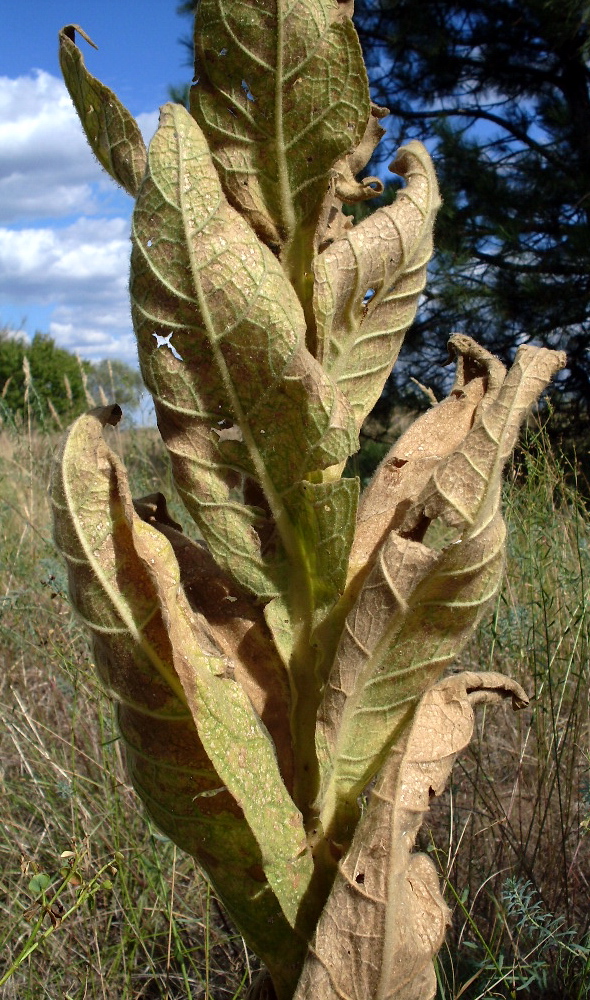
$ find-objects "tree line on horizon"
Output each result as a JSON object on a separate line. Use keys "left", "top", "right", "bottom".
{"left": 0, "top": 326, "right": 144, "bottom": 426}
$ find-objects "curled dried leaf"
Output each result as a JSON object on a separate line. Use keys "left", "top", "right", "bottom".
{"left": 316, "top": 339, "right": 564, "bottom": 844}
{"left": 347, "top": 335, "right": 506, "bottom": 593}
{"left": 295, "top": 672, "right": 528, "bottom": 1000}
{"left": 314, "top": 141, "right": 441, "bottom": 426}
{"left": 316, "top": 103, "right": 390, "bottom": 252}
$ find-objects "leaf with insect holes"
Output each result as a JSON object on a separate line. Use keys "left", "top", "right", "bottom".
{"left": 59, "top": 26, "right": 147, "bottom": 196}
{"left": 295, "top": 672, "right": 528, "bottom": 1000}
{"left": 50, "top": 406, "right": 314, "bottom": 939}
{"left": 315, "top": 339, "right": 566, "bottom": 843}
{"left": 190, "top": 0, "right": 370, "bottom": 262}
{"left": 131, "top": 103, "right": 358, "bottom": 609}
{"left": 313, "top": 141, "right": 441, "bottom": 427}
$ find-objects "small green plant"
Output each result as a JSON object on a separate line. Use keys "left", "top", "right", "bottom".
{"left": 476, "top": 877, "right": 590, "bottom": 998}
{"left": 0, "top": 848, "right": 119, "bottom": 989}
{"left": 50, "top": 6, "right": 566, "bottom": 998}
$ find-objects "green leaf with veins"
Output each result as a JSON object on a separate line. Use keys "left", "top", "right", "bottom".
{"left": 50, "top": 406, "right": 314, "bottom": 936}
{"left": 58, "top": 25, "right": 147, "bottom": 197}
{"left": 131, "top": 103, "right": 360, "bottom": 814}
{"left": 131, "top": 103, "right": 358, "bottom": 606}
{"left": 190, "top": 0, "right": 370, "bottom": 292}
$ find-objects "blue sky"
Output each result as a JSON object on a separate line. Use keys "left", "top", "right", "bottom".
{"left": 0, "top": 1, "right": 192, "bottom": 365}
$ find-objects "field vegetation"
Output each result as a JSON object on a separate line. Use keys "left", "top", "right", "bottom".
{"left": 1, "top": 387, "right": 589, "bottom": 999}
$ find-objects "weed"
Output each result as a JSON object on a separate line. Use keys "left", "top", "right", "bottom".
{"left": 2, "top": 390, "right": 587, "bottom": 997}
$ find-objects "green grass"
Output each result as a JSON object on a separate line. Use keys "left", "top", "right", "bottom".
{"left": 1, "top": 411, "right": 589, "bottom": 998}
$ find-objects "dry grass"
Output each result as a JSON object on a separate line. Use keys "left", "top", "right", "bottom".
{"left": 1, "top": 416, "right": 588, "bottom": 998}
{"left": 0, "top": 424, "right": 254, "bottom": 999}
{"left": 429, "top": 429, "right": 590, "bottom": 998}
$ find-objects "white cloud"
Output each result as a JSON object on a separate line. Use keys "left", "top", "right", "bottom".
{"left": 137, "top": 110, "right": 160, "bottom": 145}
{"left": 0, "top": 70, "right": 114, "bottom": 224}
{"left": 0, "top": 216, "right": 139, "bottom": 363}
{"left": 0, "top": 72, "right": 162, "bottom": 363}
{"left": 0, "top": 72, "right": 160, "bottom": 225}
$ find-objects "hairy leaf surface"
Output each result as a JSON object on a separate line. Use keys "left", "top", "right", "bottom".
{"left": 131, "top": 102, "right": 357, "bottom": 605}
{"left": 50, "top": 406, "right": 313, "bottom": 930}
{"left": 313, "top": 142, "right": 441, "bottom": 425}
{"left": 316, "top": 340, "right": 565, "bottom": 840}
{"left": 295, "top": 672, "right": 528, "bottom": 1000}
{"left": 59, "top": 25, "right": 147, "bottom": 196}
{"left": 347, "top": 335, "right": 506, "bottom": 592}
{"left": 190, "top": 0, "right": 370, "bottom": 264}
{"left": 133, "top": 492, "right": 295, "bottom": 790}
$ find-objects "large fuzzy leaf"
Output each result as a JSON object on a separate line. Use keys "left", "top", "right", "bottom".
{"left": 120, "top": 706, "right": 306, "bottom": 1000}
{"left": 316, "top": 339, "right": 565, "bottom": 841}
{"left": 133, "top": 492, "right": 295, "bottom": 791}
{"left": 50, "top": 406, "right": 313, "bottom": 934}
{"left": 131, "top": 102, "right": 358, "bottom": 605}
{"left": 294, "top": 672, "right": 528, "bottom": 1000}
{"left": 131, "top": 103, "right": 359, "bottom": 811}
{"left": 190, "top": 0, "right": 370, "bottom": 268}
{"left": 59, "top": 26, "right": 146, "bottom": 196}
{"left": 313, "top": 141, "right": 441, "bottom": 426}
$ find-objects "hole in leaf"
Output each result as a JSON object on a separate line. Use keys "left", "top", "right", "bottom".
{"left": 146, "top": 239, "right": 153, "bottom": 247}
{"left": 219, "top": 47, "right": 228, "bottom": 56}
{"left": 400, "top": 511, "right": 431, "bottom": 544}
{"left": 152, "top": 331, "right": 183, "bottom": 361}
{"left": 355, "top": 872, "right": 365, "bottom": 884}
{"left": 422, "top": 518, "right": 460, "bottom": 550}
{"left": 241, "top": 80, "right": 256, "bottom": 102}
{"left": 213, "top": 423, "right": 243, "bottom": 442}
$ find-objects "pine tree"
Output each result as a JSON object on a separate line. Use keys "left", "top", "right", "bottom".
{"left": 174, "top": 0, "right": 590, "bottom": 433}
{"left": 353, "top": 0, "right": 590, "bottom": 429}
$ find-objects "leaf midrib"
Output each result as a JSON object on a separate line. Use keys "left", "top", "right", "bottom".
{"left": 57, "top": 435, "right": 188, "bottom": 707}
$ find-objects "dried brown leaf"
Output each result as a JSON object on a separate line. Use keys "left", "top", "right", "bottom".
{"left": 313, "top": 142, "right": 441, "bottom": 426}
{"left": 315, "top": 339, "right": 564, "bottom": 843}
{"left": 295, "top": 672, "right": 528, "bottom": 1000}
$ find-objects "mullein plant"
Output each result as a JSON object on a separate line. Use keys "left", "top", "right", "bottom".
{"left": 51, "top": 6, "right": 565, "bottom": 998}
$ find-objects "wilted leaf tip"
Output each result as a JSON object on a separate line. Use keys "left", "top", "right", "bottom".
{"left": 60, "top": 24, "right": 98, "bottom": 49}
{"left": 59, "top": 27, "right": 147, "bottom": 197}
